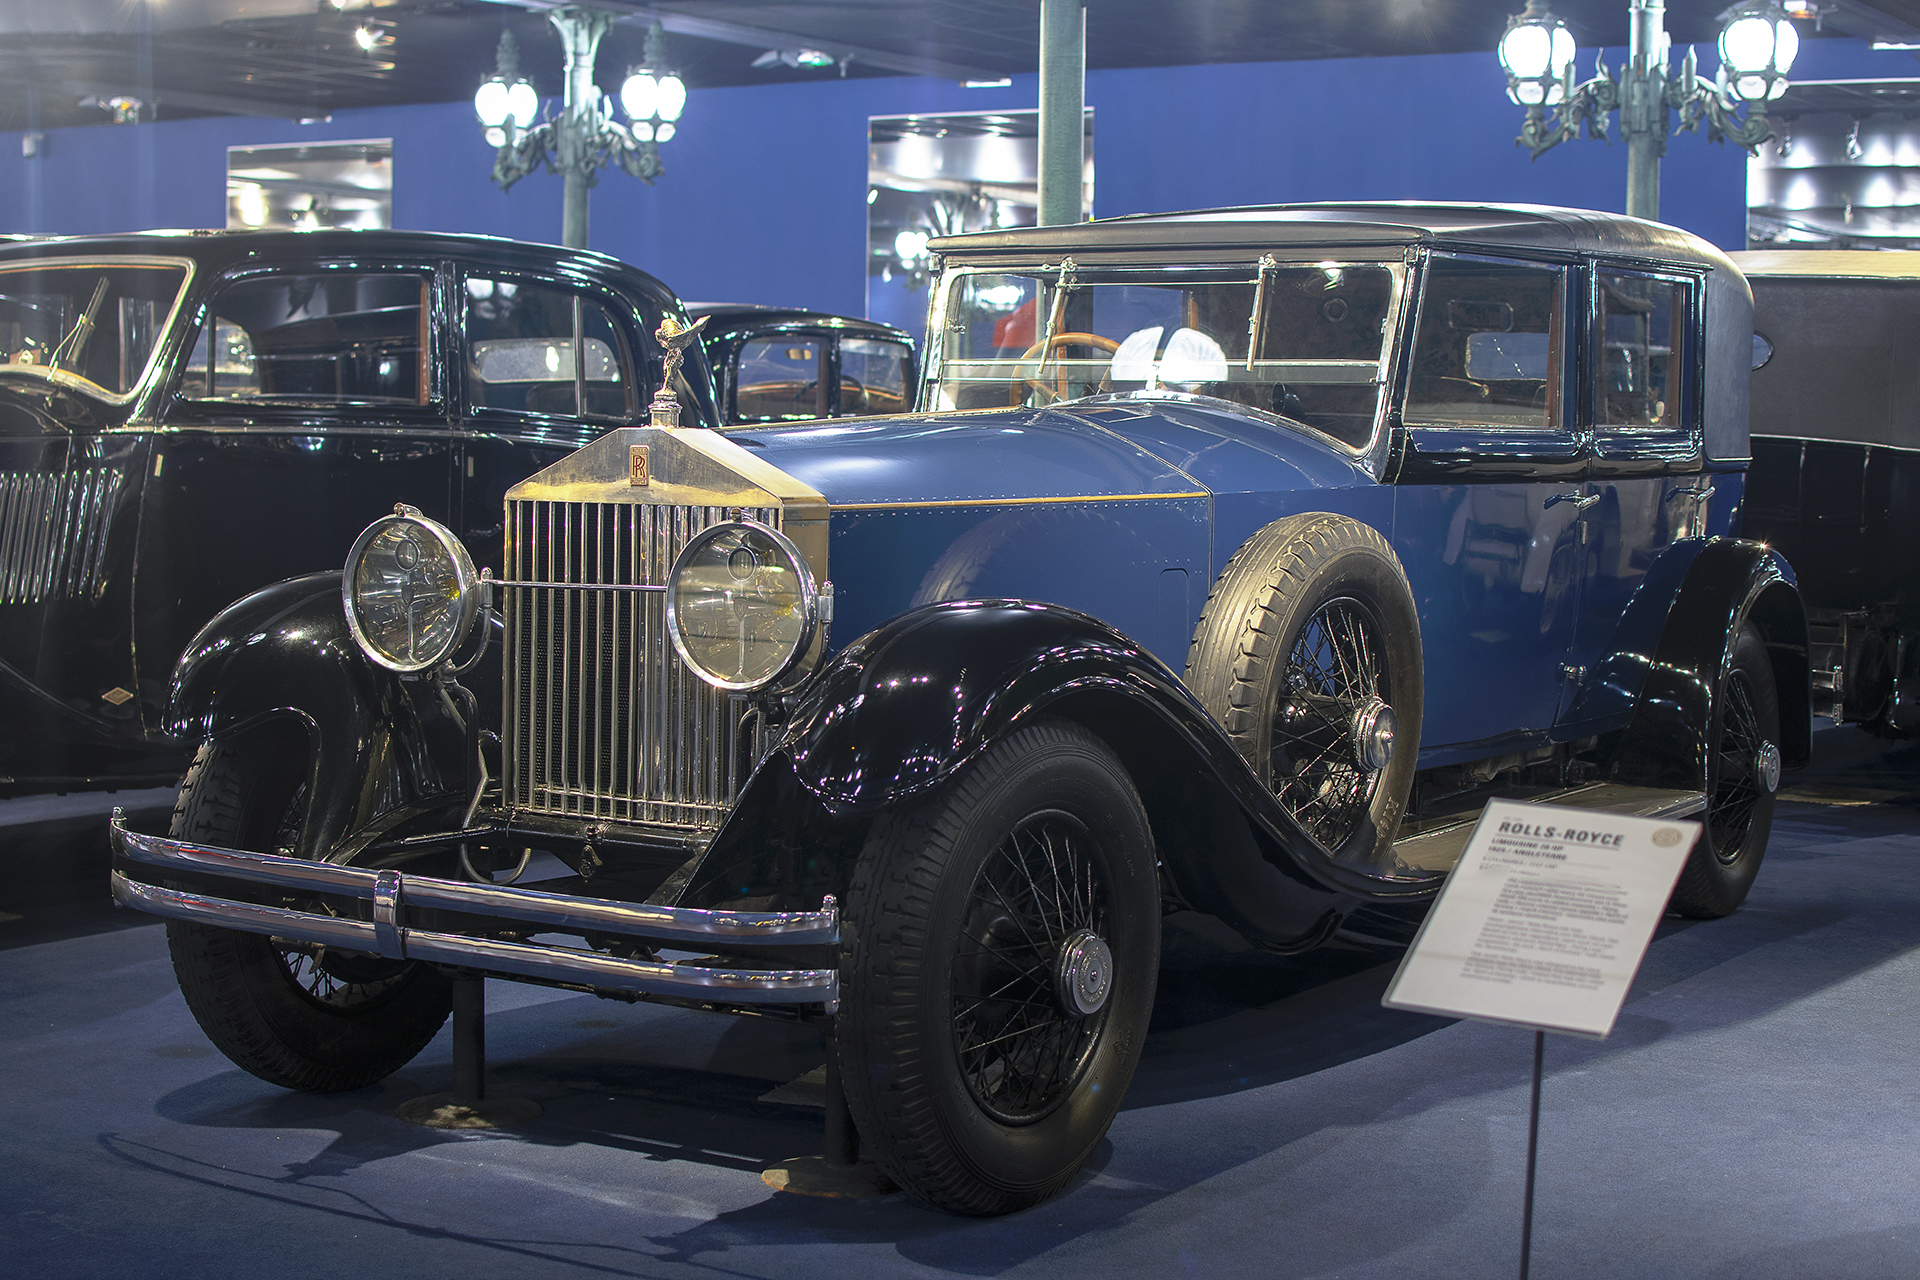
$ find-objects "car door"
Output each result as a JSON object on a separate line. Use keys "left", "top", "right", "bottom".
{"left": 1391, "top": 253, "right": 1589, "bottom": 759}
{"left": 454, "top": 269, "right": 656, "bottom": 576}
{"left": 1560, "top": 262, "right": 1707, "bottom": 729}
{"left": 140, "top": 260, "right": 456, "bottom": 692}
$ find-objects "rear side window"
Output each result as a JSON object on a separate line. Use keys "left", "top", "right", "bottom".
{"left": 466, "top": 278, "right": 633, "bottom": 420}
{"left": 180, "top": 272, "right": 430, "bottom": 405}
{"left": 838, "top": 336, "right": 911, "bottom": 416}
{"left": 734, "top": 336, "right": 825, "bottom": 421}
{"left": 1596, "top": 272, "right": 1690, "bottom": 429}
{"left": 1405, "top": 259, "right": 1565, "bottom": 430}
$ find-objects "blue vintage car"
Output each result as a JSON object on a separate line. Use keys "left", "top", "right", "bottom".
{"left": 112, "top": 203, "right": 1806, "bottom": 1215}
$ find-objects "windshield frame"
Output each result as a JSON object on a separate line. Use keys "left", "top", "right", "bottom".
{"left": 0, "top": 254, "right": 196, "bottom": 405}
{"left": 921, "top": 253, "right": 1411, "bottom": 456}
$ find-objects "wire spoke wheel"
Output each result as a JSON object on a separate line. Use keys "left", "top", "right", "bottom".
{"left": 1271, "top": 595, "right": 1387, "bottom": 850}
{"left": 839, "top": 720, "right": 1158, "bottom": 1215}
{"left": 166, "top": 733, "right": 452, "bottom": 1092}
{"left": 1186, "top": 513, "right": 1422, "bottom": 874}
{"left": 1672, "top": 622, "right": 1781, "bottom": 919}
{"left": 951, "top": 812, "right": 1109, "bottom": 1124}
{"left": 1709, "top": 666, "right": 1764, "bottom": 862}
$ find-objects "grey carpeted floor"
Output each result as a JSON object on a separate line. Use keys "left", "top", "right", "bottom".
{"left": 3, "top": 735, "right": 1917, "bottom": 1279}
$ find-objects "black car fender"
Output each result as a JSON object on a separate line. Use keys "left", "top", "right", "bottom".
{"left": 678, "top": 600, "right": 1407, "bottom": 952}
{"left": 167, "top": 571, "right": 468, "bottom": 861}
{"left": 1605, "top": 538, "right": 1810, "bottom": 791}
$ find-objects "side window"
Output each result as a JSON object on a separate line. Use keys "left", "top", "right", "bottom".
{"left": 734, "top": 336, "right": 824, "bottom": 421}
{"left": 1404, "top": 259, "right": 1565, "bottom": 430}
{"left": 465, "top": 277, "right": 633, "bottom": 420}
{"left": 838, "top": 336, "right": 910, "bottom": 416}
{"left": 1596, "top": 272, "right": 1689, "bottom": 429}
{"left": 180, "top": 272, "right": 430, "bottom": 405}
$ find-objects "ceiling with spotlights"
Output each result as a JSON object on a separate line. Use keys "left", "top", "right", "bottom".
{"left": 3, "top": 0, "right": 1919, "bottom": 132}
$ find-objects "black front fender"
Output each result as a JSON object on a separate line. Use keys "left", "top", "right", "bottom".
{"left": 168, "top": 572, "right": 467, "bottom": 861}
{"left": 680, "top": 601, "right": 1420, "bottom": 951}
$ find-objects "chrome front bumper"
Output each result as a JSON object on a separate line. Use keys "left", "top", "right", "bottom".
{"left": 109, "top": 809, "right": 838, "bottom": 1009}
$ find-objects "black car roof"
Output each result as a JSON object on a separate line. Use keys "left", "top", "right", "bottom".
{"left": 685, "top": 303, "right": 912, "bottom": 343}
{"left": 0, "top": 227, "right": 681, "bottom": 303}
{"left": 930, "top": 201, "right": 1728, "bottom": 268}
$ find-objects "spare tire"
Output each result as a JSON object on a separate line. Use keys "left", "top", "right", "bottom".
{"left": 1185, "top": 512, "right": 1423, "bottom": 872}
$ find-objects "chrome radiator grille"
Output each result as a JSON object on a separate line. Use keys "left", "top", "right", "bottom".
{"left": 504, "top": 498, "right": 778, "bottom": 830}
{"left": 0, "top": 465, "right": 124, "bottom": 605}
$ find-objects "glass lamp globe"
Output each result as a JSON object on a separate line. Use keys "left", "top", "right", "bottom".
{"left": 474, "top": 78, "right": 510, "bottom": 128}
{"left": 1499, "top": 9, "right": 1575, "bottom": 108}
{"left": 1720, "top": 5, "right": 1798, "bottom": 103}
{"left": 621, "top": 71, "right": 658, "bottom": 121}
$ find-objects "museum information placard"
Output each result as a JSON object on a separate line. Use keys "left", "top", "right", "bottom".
{"left": 1382, "top": 799, "right": 1700, "bottom": 1038}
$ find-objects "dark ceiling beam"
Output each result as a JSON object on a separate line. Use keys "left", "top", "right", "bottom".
{"left": 476, "top": 0, "right": 1004, "bottom": 82}
{"left": 21, "top": 74, "right": 318, "bottom": 119}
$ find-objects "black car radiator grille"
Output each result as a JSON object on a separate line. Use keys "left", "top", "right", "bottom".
{"left": 0, "top": 465, "right": 123, "bottom": 605}
{"left": 504, "top": 498, "right": 777, "bottom": 832}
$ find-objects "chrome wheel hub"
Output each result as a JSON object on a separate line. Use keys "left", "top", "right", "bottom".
{"left": 1350, "top": 697, "right": 1397, "bottom": 773}
{"left": 1757, "top": 740, "right": 1782, "bottom": 794}
{"left": 1054, "top": 928, "right": 1114, "bottom": 1018}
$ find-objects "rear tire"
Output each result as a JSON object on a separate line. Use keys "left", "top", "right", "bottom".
{"left": 1671, "top": 624, "right": 1781, "bottom": 919}
{"left": 165, "top": 733, "right": 452, "bottom": 1092}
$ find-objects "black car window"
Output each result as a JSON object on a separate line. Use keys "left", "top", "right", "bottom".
{"left": 1596, "top": 272, "right": 1689, "bottom": 429}
{"left": 180, "top": 272, "right": 430, "bottom": 405}
{"left": 1405, "top": 260, "right": 1565, "bottom": 430}
{"left": 838, "top": 337, "right": 911, "bottom": 416}
{"left": 0, "top": 260, "right": 188, "bottom": 399}
{"left": 734, "top": 335, "right": 825, "bottom": 421}
{"left": 466, "top": 278, "right": 633, "bottom": 420}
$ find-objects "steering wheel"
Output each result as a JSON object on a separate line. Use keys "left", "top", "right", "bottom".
{"left": 1013, "top": 331, "right": 1121, "bottom": 405}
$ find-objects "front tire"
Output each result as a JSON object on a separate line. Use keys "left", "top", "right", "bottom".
{"left": 838, "top": 721, "right": 1159, "bottom": 1215}
{"left": 1670, "top": 623, "right": 1781, "bottom": 919}
{"left": 165, "top": 732, "right": 453, "bottom": 1092}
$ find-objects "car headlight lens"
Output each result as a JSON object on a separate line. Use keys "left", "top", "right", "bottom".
{"left": 342, "top": 505, "right": 482, "bottom": 674}
{"left": 667, "top": 520, "right": 819, "bottom": 691}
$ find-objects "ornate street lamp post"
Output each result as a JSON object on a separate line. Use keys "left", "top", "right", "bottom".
{"left": 473, "top": 9, "right": 686, "bottom": 249}
{"left": 1500, "top": 0, "right": 1799, "bottom": 221}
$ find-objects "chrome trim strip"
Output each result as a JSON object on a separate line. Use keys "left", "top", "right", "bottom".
{"left": 111, "top": 873, "right": 836, "bottom": 1004}
{"left": 490, "top": 579, "right": 668, "bottom": 592}
{"left": 831, "top": 490, "right": 1208, "bottom": 512}
{"left": 112, "top": 816, "right": 839, "bottom": 945}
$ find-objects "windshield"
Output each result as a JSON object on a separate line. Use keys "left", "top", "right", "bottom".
{"left": 927, "top": 259, "right": 1399, "bottom": 447}
{"left": 0, "top": 258, "right": 190, "bottom": 400}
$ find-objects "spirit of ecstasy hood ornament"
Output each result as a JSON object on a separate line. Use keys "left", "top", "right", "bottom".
{"left": 650, "top": 313, "right": 708, "bottom": 427}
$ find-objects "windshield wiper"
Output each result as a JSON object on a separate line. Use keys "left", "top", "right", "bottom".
{"left": 47, "top": 276, "right": 111, "bottom": 377}
{"left": 1244, "top": 254, "right": 1276, "bottom": 373}
{"left": 1033, "top": 257, "right": 1077, "bottom": 392}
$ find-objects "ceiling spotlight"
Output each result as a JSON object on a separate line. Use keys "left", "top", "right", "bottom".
{"left": 752, "top": 48, "right": 837, "bottom": 70}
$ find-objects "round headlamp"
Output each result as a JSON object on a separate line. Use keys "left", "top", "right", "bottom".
{"left": 342, "top": 505, "right": 482, "bottom": 674}
{"left": 666, "top": 520, "right": 819, "bottom": 691}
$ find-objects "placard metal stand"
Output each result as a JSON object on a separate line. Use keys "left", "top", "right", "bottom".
{"left": 1383, "top": 799, "right": 1700, "bottom": 1279}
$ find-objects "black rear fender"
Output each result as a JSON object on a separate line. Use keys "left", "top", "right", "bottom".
{"left": 679, "top": 601, "right": 1381, "bottom": 951}
{"left": 1609, "top": 539, "right": 1809, "bottom": 790}
{"left": 167, "top": 572, "right": 469, "bottom": 860}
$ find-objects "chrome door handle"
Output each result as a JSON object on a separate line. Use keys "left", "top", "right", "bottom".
{"left": 1665, "top": 483, "right": 1714, "bottom": 507}
{"left": 1546, "top": 490, "right": 1599, "bottom": 513}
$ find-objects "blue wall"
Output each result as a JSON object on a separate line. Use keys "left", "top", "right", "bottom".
{"left": 0, "top": 37, "right": 1903, "bottom": 320}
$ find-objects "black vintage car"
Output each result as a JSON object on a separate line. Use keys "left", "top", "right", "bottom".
{"left": 1732, "top": 250, "right": 1920, "bottom": 737}
{"left": 688, "top": 304, "right": 916, "bottom": 424}
{"left": 112, "top": 204, "right": 1804, "bottom": 1215}
{"left": 0, "top": 229, "right": 718, "bottom": 792}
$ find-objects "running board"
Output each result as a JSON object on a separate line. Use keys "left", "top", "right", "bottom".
{"left": 1390, "top": 783, "right": 1706, "bottom": 875}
